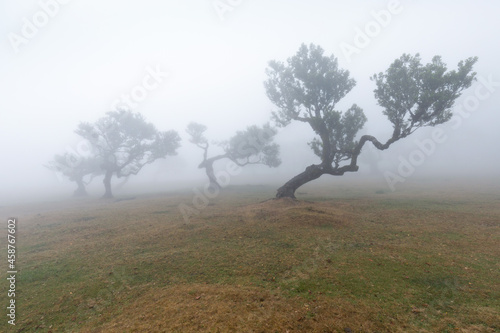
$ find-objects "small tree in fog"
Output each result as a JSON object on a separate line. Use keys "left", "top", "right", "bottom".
{"left": 265, "top": 43, "right": 477, "bottom": 198}
{"left": 46, "top": 153, "right": 102, "bottom": 196}
{"left": 76, "top": 110, "right": 181, "bottom": 198}
{"left": 186, "top": 122, "right": 281, "bottom": 189}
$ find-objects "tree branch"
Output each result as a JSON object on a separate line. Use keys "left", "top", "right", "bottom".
{"left": 199, "top": 153, "right": 228, "bottom": 169}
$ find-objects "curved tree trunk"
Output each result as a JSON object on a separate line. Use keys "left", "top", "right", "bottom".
{"left": 205, "top": 160, "right": 221, "bottom": 190}
{"left": 200, "top": 155, "right": 227, "bottom": 190}
{"left": 275, "top": 133, "right": 400, "bottom": 199}
{"left": 276, "top": 164, "right": 325, "bottom": 199}
{"left": 103, "top": 170, "right": 113, "bottom": 198}
{"left": 73, "top": 179, "right": 88, "bottom": 197}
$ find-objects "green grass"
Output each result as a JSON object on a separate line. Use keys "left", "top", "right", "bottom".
{"left": 3, "top": 183, "right": 500, "bottom": 332}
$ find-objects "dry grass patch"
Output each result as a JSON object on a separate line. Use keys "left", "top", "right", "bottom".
{"left": 3, "top": 184, "right": 499, "bottom": 332}
{"left": 82, "top": 283, "right": 396, "bottom": 333}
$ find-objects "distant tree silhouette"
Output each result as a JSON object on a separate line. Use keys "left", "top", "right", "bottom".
{"left": 46, "top": 152, "right": 102, "bottom": 196}
{"left": 76, "top": 110, "right": 181, "bottom": 198}
{"left": 186, "top": 122, "right": 281, "bottom": 189}
{"left": 265, "top": 43, "right": 477, "bottom": 198}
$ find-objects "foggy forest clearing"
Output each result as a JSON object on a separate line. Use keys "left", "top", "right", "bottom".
{"left": 4, "top": 181, "right": 499, "bottom": 332}
{"left": 4, "top": 1, "right": 500, "bottom": 332}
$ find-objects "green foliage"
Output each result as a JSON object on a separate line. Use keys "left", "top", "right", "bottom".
{"left": 265, "top": 44, "right": 477, "bottom": 196}
{"left": 186, "top": 122, "right": 208, "bottom": 148}
{"left": 186, "top": 122, "right": 281, "bottom": 168}
{"left": 225, "top": 123, "right": 281, "bottom": 167}
{"left": 46, "top": 152, "right": 102, "bottom": 182}
{"left": 265, "top": 43, "right": 366, "bottom": 167}
{"left": 309, "top": 104, "right": 367, "bottom": 164}
{"left": 265, "top": 43, "right": 356, "bottom": 127}
{"left": 371, "top": 54, "right": 477, "bottom": 138}
{"left": 76, "top": 110, "right": 181, "bottom": 177}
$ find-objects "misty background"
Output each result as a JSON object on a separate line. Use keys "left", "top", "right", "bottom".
{"left": 1, "top": 0, "right": 499, "bottom": 205}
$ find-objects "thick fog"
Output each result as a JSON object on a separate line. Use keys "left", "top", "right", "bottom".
{"left": 1, "top": 0, "right": 499, "bottom": 204}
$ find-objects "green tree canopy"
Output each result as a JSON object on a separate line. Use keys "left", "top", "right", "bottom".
{"left": 46, "top": 152, "right": 102, "bottom": 196}
{"left": 76, "top": 110, "right": 181, "bottom": 198}
{"left": 265, "top": 43, "right": 477, "bottom": 198}
{"left": 186, "top": 122, "right": 281, "bottom": 189}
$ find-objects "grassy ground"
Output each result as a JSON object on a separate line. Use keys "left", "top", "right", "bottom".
{"left": 2, "top": 181, "right": 500, "bottom": 332}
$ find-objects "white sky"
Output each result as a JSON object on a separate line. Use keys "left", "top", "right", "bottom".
{"left": 1, "top": 0, "right": 499, "bottom": 203}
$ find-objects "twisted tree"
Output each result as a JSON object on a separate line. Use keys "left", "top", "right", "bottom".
{"left": 76, "top": 110, "right": 181, "bottom": 198}
{"left": 265, "top": 43, "right": 477, "bottom": 198}
{"left": 186, "top": 122, "right": 281, "bottom": 189}
{"left": 46, "top": 152, "right": 102, "bottom": 196}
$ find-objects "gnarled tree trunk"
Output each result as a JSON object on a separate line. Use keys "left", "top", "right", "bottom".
{"left": 204, "top": 160, "right": 221, "bottom": 190}
{"left": 276, "top": 164, "right": 325, "bottom": 199}
{"left": 73, "top": 178, "right": 88, "bottom": 197}
{"left": 199, "top": 155, "right": 227, "bottom": 190}
{"left": 103, "top": 170, "right": 113, "bottom": 198}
